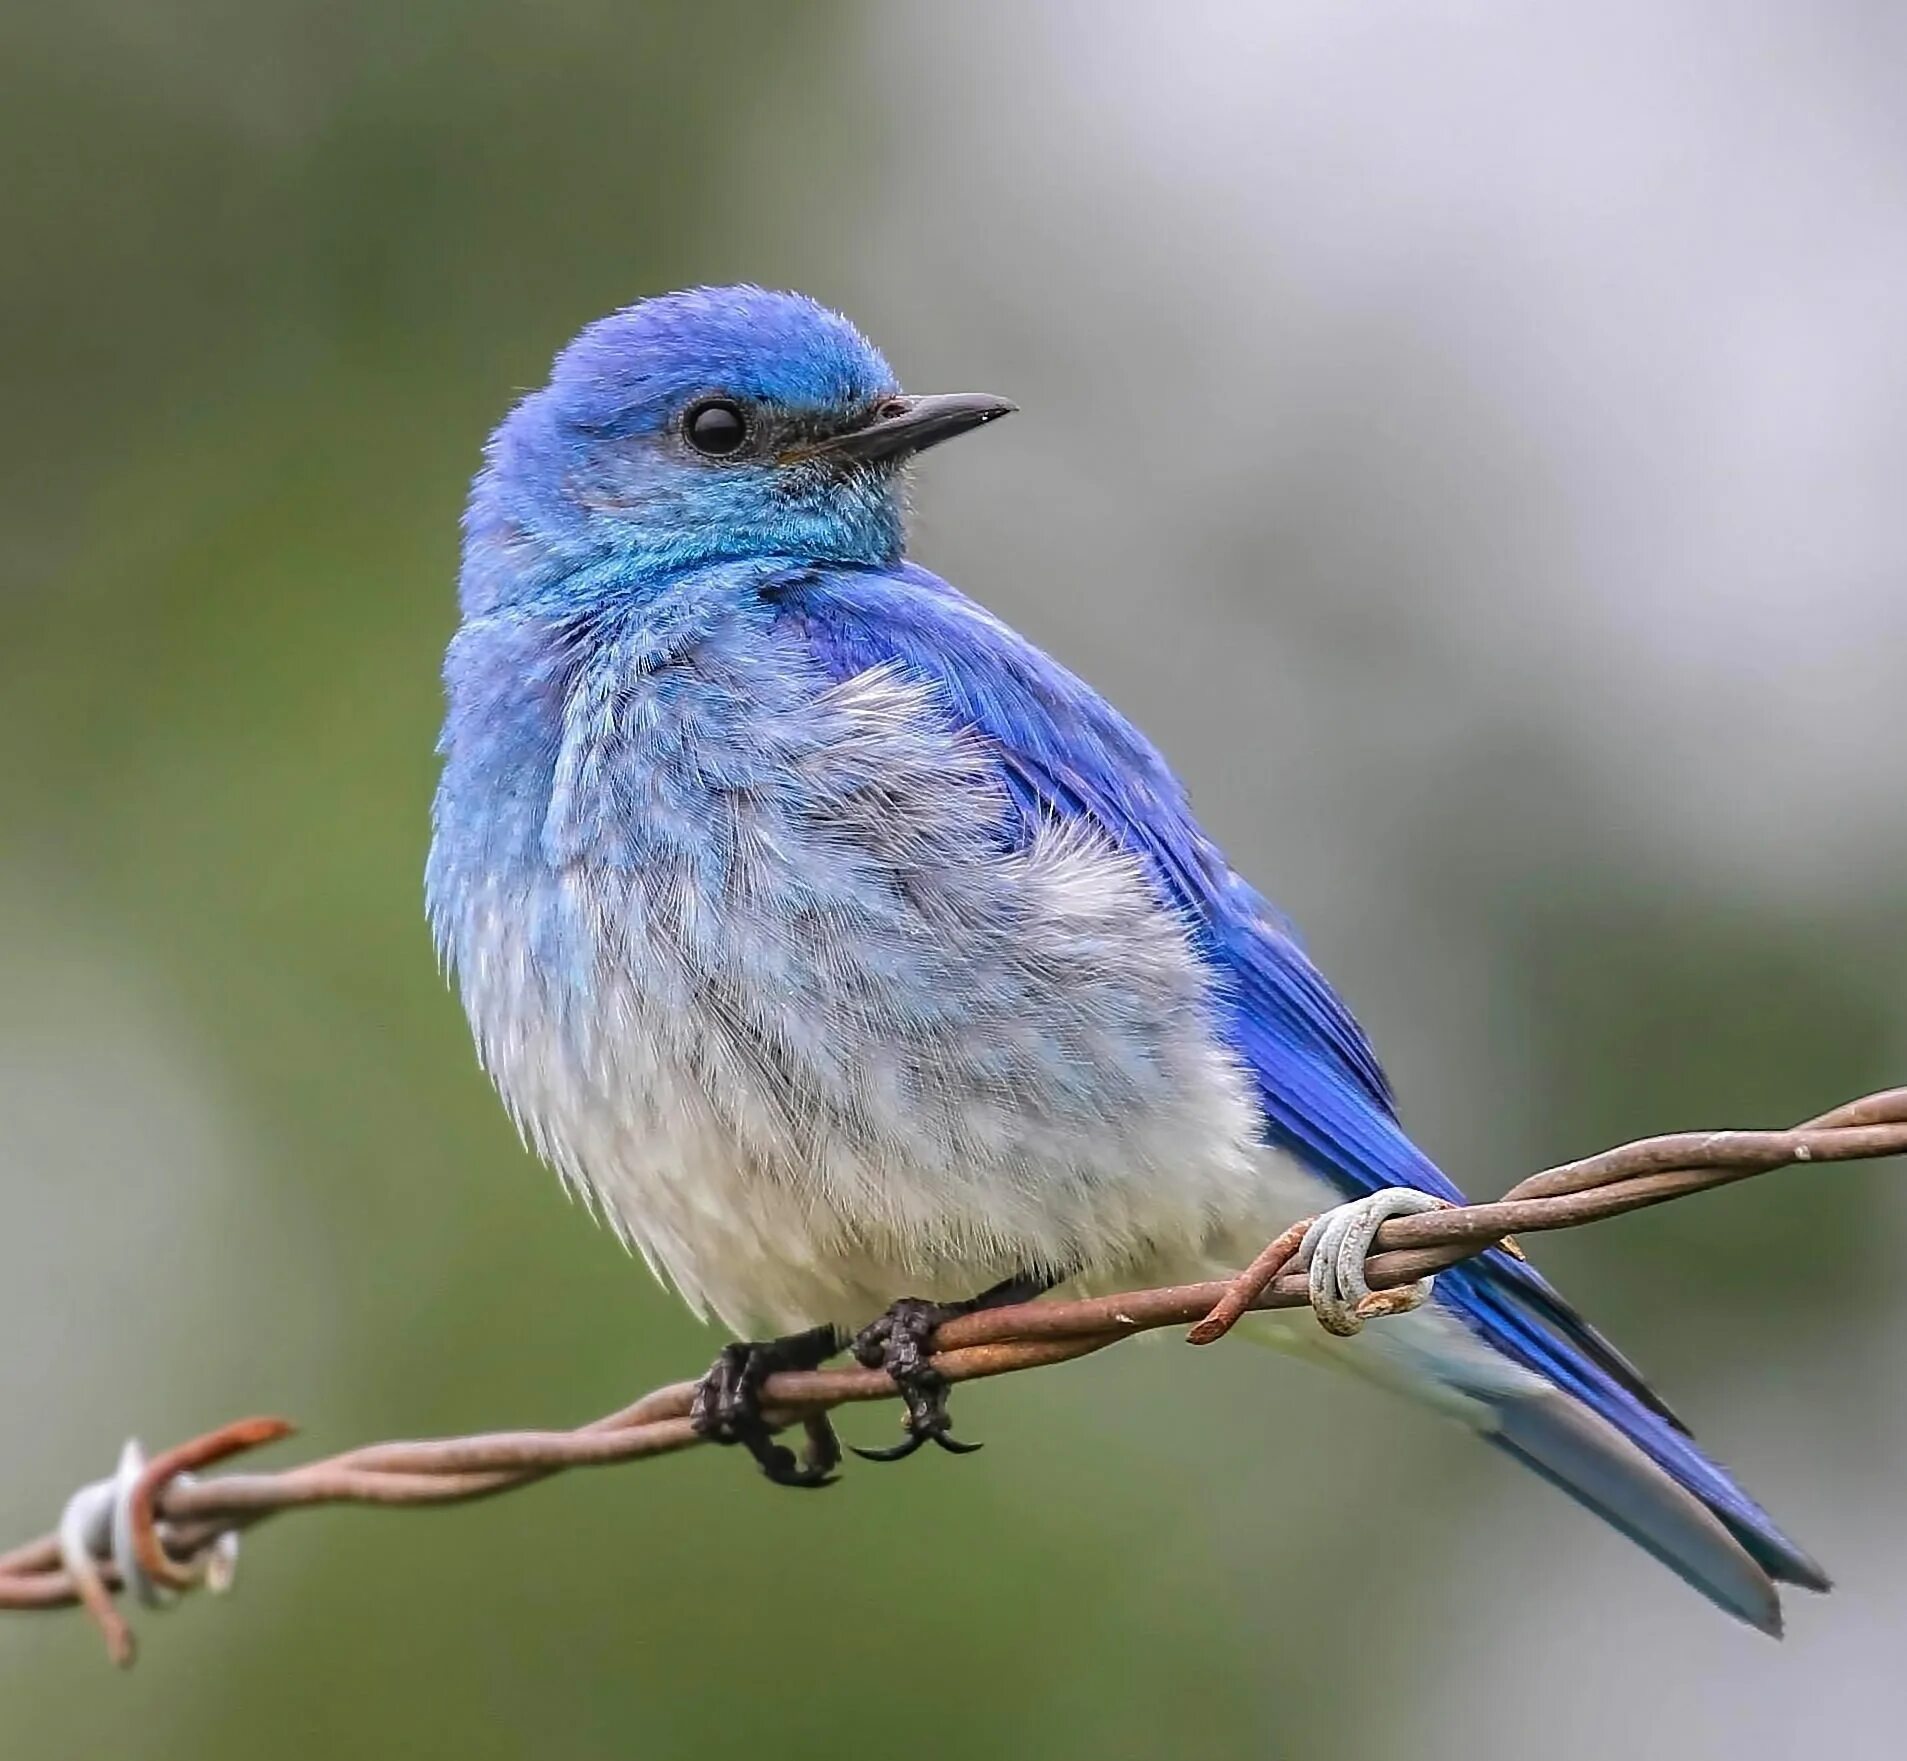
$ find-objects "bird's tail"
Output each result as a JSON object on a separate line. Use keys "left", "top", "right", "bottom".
{"left": 1240, "top": 1282, "right": 1828, "bottom": 1635}
{"left": 1436, "top": 1253, "right": 1832, "bottom": 1636}
{"left": 1485, "top": 1387, "right": 1799, "bottom": 1634}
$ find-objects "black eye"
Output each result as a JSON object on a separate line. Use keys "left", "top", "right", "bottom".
{"left": 683, "top": 399, "right": 750, "bottom": 457}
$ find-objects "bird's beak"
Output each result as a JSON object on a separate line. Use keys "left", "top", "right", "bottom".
{"left": 813, "top": 392, "right": 1017, "bottom": 465}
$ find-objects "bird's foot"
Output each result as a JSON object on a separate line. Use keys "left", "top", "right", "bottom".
{"left": 848, "top": 1297, "right": 982, "bottom": 1462}
{"left": 1296, "top": 1189, "right": 1453, "bottom": 1336}
{"left": 691, "top": 1324, "right": 842, "bottom": 1488}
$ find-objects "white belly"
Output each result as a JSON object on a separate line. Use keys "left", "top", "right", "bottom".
{"left": 455, "top": 845, "right": 1336, "bottom": 1333}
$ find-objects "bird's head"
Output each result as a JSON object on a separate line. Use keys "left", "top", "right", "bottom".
{"left": 464, "top": 286, "right": 1014, "bottom": 608}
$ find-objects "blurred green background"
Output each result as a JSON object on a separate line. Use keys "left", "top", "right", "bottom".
{"left": 5, "top": 3, "right": 1906, "bottom": 1756}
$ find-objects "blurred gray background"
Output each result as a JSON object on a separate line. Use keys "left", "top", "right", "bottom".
{"left": 4, "top": 3, "right": 1905, "bottom": 1756}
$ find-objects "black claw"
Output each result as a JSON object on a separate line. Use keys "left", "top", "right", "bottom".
{"left": 849, "top": 1296, "right": 988, "bottom": 1462}
{"left": 851, "top": 1432, "right": 931, "bottom": 1464}
{"left": 794, "top": 1411, "right": 844, "bottom": 1482}
{"left": 751, "top": 1427, "right": 839, "bottom": 1489}
{"left": 691, "top": 1326, "right": 842, "bottom": 1488}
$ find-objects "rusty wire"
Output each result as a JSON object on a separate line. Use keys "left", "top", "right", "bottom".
{"left": 3, "top": 1086, "right": 1903, "bottom": 1666}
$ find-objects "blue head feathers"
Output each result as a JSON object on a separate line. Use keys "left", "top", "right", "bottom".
{"left": 461, "top": 286, "right": 1012, "bottom": 610}
{"left": 551, "top": 286, "right": 898, "bottom": 431}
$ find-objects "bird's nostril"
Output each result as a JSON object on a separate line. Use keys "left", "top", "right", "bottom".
{"left": 874, "top": 397, "right": 911, "bottom": 422}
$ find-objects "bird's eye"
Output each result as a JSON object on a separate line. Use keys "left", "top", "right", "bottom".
{"left": 683, "top": 399, "right": 750, "bottom": 457}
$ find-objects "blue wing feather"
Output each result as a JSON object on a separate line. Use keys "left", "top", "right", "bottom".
{"left": 774, "top": 560, "right": 1816, "bottom": 1584}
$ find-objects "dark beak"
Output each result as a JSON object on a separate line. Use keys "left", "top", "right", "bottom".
{"left": 814, "top": 392, "right": 1017, "bottom": 465}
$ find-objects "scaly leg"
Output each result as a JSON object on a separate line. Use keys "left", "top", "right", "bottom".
{"left": 691, "top": 1323, "right": 843, "bottom": 1488}
{"left": 850, "top": 1272, "right": 1056, "bottom": 1463}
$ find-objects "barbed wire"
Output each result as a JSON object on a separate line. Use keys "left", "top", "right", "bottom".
{"left": 3, "top": 1087, "right": 1902, "bottom": 1666}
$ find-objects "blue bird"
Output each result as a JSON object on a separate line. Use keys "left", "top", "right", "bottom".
{"left": 428, "top": 285, "right": 1826, "bottom": 1633}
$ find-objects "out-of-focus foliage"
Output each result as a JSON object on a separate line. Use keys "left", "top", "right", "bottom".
{"left": 3, "top": 5, "right": 1904, "bottom": 1757}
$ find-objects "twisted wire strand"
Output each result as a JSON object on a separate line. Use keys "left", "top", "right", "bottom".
{"left": 3, "top": 1087, "right": 1901, "bottom": 1666}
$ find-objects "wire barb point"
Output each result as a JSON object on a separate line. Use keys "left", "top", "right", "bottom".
{"left": 51, "top": 1417, "right": 292, "bottom": 1665}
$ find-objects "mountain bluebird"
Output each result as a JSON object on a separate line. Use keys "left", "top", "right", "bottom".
{"left": 428, "top": 286, "right": 1825, "bottom": 1633}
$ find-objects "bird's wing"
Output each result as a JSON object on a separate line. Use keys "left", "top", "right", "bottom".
{"left": 773, "top": 562, "right": 1817, "bottom": 1584}
{"left": 774, "top": 560, "right": 1473, "bottom": 1189}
